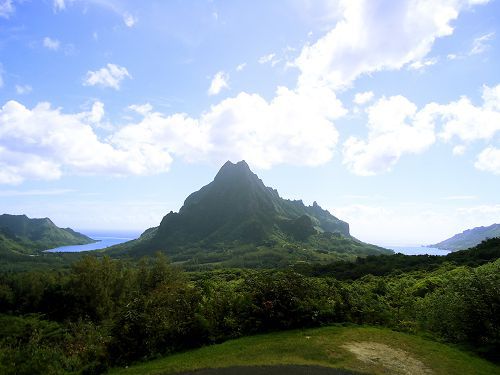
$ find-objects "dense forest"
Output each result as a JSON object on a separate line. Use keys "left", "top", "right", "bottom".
{"left": 0, "top": 238, "right": 499, "bottom": 374}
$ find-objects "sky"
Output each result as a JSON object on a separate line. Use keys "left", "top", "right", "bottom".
{"left": 0, "top": 0, "right": 499, "bottom": 246}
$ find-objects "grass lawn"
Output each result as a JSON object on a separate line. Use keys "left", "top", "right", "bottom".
{"left": 108, "top": 325, "right": 500, "bottom": 375}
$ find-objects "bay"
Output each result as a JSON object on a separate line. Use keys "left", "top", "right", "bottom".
{"left": 386, "top": 246, "right": 450, "bottom": 256}
{"left": 45, "top": 231, "right": 140, "bottom": 253}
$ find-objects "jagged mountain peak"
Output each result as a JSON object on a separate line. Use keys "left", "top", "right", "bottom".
{"left": 107, "top": 160, "right": 390, "bottom": 265}
{"left": 151, "top": 160, "right": 350, "bottom": 247}
{"left": 213, "top": 160, "right": 260, "bottom": 185}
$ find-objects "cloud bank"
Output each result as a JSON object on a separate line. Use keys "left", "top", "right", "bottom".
{"left": 0, "top": 0, "right": 496, "bottom": 184}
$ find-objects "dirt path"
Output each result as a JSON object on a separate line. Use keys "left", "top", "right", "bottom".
{"left": 342, "top": 341, "right": 433, "bottom": 375}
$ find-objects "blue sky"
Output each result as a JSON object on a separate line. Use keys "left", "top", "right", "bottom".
{"left": 0, "top": 0, "right": 499, "bottom": 245}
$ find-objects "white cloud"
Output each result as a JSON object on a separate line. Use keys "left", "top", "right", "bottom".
{"left": 129, "top": 103, "right": 153, "bottom": 116}
{"left": 0, "top": 146, "right": 62, "bottom": 185}
{"left": 470, "top": 32, "right": 495, "bottom": 55}
{"left": 258, "top": 53, "right": 276, "bottom": 64}
{"left": 258, "top": 53, "right": 281, "bottom": 67}
{"left": 53, "top": 0, "right": 66, "bottom": 11}
{"left": 111, "top": 112, "right": 210, "bottom": 165}
{"left": 0, "top": 100, "right": 173, "bottom": 184}
{"left": 198, "top": 85, "right": 345, "bottom": 168}
{"left": 408, "top": 57, "right": 438, "bottom": 71}
{"left": 0, "top": 0, "right": 14, "bottom": 18}
{"left": 43, "top": 37, "right": 60, "bottom": 51}
{"left": 236, "top": 63, "right": 247, "bottom": 72}
{"left": 482, "top": 83, "right": 500, "bottom": 111}
{"left": 294, "top": 0, "right": 488, "bottom": 89}
{"left": 15, "top": 84, "right": 32, "bottom": 95}
{"left": 475, "top": 147, "right": 500, "bottom": 174}
{"left": 83, "top": 63, "right": 131, "bottom": 90}
{"left": 437, "top": 84, "right": 500, "bottom": 142}
{"left": 123, "top": 13, "right": 137, "bottom": 27}
{"left": 452, "top": 145, "right": 466, "bottom": 155}
{"left": 343, "top": 95, "right": 436, "bottom": 175}
{"left": 208, "top": 71, "right": 229, "bottom": 96}
{"left": 0, "top": 85, "right": 346, "bottom": 184}
{"left": 2, "top": 0, "right": 496, "bottom": 184}
{"left": 343, "top": 83, "right": 500, "bottom": 175}
{"left": 115, "top": 85, "right": 345, "bottom": 170}
{"left": 353, "top": 91, "right": 374, "bottom": 105}
{"left": 86, "top": 101, "right": 104, "bottom": 124}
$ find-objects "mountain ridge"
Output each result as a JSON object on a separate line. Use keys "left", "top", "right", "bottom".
{"left": 107, "top": 160, "right": 390, "bottom": 267}
{"left": 0, "top": 214, "right": 95, "bottom": 256}
{"left": 429, "top": 223, "right": 500, "bottom": 251}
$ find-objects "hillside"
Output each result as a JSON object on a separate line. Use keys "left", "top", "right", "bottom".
{"left": 107, "top": 161, "right": 391, "bottom": 267}
{"left": 0, "top": 214, "right": 95, "bottom": 256}
{"left": 429, "top": 223, "right": 500, "bottom": 251}
{"left": 108, "top": 326, "right": 499, "bottom": 375}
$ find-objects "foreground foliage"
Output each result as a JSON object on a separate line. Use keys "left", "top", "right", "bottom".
{"left": 0, "top": 239, "right": 499, "bottom": 374}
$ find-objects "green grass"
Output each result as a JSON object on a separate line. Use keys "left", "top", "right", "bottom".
{"left": 108, "top": 326, "right": 500, "bottom": 375}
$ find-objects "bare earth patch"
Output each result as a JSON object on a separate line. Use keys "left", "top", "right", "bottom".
{"left": 342, "top": 341, "right": 433, "bottom": 375}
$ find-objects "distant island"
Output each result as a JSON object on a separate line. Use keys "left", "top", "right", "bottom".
{"left": 429, "top": 223, "right": 500, "bottom": 251}
{"left": 106, "top": 160, "right": 391, "bottom": 267}
{"left": 0, "top": 214, "right": 95, "bottom": 256}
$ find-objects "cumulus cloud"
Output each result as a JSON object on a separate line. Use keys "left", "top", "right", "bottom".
{"left": 43, "top": 37, "right": 60, "bottom": 51}
{"left": 2, "top": 0, "right": 495, "bottom": 184}
{"left": 0, "top": 100, "right": 173, "bottom": 184}
{"left": 353, "top": 91, "right": 374, "bottom": 105}
{"left": 116, "top": 85, "right": 345, "bottom": 170}
{"left": 208, "top": 71, "right": 229, "bottom": 96}
{"left": 83, "top": 63, "right": 131, "bottom": 90}
{"left": 0, "top": 0, "right": 14, "bottom": 18}
{"left": 343, "top": 95, "right": 436, "bottom": 175}
{"left": 344, "top": 83, "right": 500, "bottom": 176}
{"left": 437, "top": 84, "right": 500, "bottom": 142}
{"left": 0, "top": 86, "right": 345, "bottom": 183}
{"left": 236, "top": 63, "right": 247, "bottom": 72}
{"left": 198, "top": 85, "right": 345, "bottom": 168}
{"left": 475, "top": 147, "right": 500, "bottom": 174}
{"left": 294, "top": 0, "right": 488, "bottom": 89}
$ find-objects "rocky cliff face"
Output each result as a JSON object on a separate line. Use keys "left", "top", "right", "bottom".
{"left": 150, "top": 160, "right": 349, "bottom": 248}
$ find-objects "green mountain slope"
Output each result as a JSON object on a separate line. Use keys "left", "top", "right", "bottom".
{"left": 0, "top": 214, "right": 95, "bottom": 255}
{"left": 429, "top": 223, "right": 500, "bottom": 251}
{"left": 107, "top": 161, "right": 390, "bottom": 267}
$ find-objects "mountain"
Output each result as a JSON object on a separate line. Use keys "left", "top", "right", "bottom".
{"left": 0, "top": 214, "right": 95, "bottom": 256}
{"left": 108, "top": 160, "right": 391, "bottom": 267}
{"left": 429, "top": 223, "right": 500, "bottom": 251}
